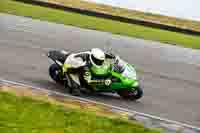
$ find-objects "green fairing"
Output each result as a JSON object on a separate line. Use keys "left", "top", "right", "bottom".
{"left": 111, "top": 72, "right": 134, "bottom": 88}
{"left": 95, "top": 71, "right": 138, "bottom": 91}
{"left": 90, "top": 60, "right": 138, "bottom": 92}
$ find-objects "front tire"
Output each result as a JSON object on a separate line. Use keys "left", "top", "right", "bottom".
{"left": 117, "top": 87, "right": 143, "bottom": 100}
{"left": 49, "top": 64, "right": 64, "bottom": 84}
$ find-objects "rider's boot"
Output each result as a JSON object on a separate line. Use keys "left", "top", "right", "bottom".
{"left": 67, "top": 74, "right": 81, "bottom": 96}
{"left": 71, "top": 86, "right": 81, "bottom": 96}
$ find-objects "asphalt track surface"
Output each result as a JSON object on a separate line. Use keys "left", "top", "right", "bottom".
{"left": 1, "top": 13, "right": 200, "bottom": 127}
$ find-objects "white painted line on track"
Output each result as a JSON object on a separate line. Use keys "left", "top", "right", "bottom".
{"left": 0, "top": 78, "right": 199, "bottom": 131}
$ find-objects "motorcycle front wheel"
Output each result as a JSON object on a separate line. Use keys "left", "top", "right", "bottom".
{"left": 117, "top": 87, "right": 143, "bottom": 100}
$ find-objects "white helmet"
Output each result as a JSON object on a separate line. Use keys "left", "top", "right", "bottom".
{"left": 90, "top": 48, "right": 105, "bottom": 67}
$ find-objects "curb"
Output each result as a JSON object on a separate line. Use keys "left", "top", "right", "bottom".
{"left": 0, "top": 78, "right": 199, "bottom": 133}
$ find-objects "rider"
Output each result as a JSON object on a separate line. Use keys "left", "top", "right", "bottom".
{"left": 62, "top": 48, "right": 115, "bottom": 95}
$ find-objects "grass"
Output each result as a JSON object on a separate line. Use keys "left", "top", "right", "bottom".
{"left": 49, "top": 0, "right": 200, "bottom": 32}
{"left": 0, "top": 0, "right": 200, "bottom": 49}
{"left": 0, "top": 91, "right": 163, "bottom": 133}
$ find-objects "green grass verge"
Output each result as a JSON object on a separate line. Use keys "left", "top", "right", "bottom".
{"left": 50, "top": 0, "right": 200, "bottom": 32}
{"left": 0, "top": 0, "right": 200, "bottom": 49}
{"left": 0, "top": 91, "right": 163, "bottom": 133}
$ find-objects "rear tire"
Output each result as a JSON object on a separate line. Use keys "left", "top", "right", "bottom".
{"left": 49, "top": 64, "right": 64, "bottom": 84}
{"left": 117, "top": 87, "right": 143, "bottom": 100}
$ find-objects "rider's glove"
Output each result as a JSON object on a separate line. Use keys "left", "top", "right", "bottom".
{"left": 105, "top": 79, "right": 112, "bottom": 86}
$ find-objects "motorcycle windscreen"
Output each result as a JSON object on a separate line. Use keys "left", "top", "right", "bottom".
{"left": 121, "top": 64, "right": 137, "bottom": 80}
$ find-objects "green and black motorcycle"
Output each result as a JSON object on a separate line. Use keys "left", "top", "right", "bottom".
{"left": 47, "top": 50, "right": 143, "bottom": 100}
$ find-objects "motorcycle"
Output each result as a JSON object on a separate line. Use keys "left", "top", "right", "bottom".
{"left": 47, "top": 49, "right": 143, "bottom": 100}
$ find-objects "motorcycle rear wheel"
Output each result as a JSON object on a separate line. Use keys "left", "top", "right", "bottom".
{"left": 49, "top": 64, "right": 64, "bottom": 85}
{"left": 117, "top": 87, "right": 143, "bottom": 100}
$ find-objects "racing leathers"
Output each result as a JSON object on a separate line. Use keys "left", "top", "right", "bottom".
{"left": 62, "top": 50, "right": 114, "bottom": 95}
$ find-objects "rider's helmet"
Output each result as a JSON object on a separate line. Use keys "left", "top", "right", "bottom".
{"left": 90, "top": 48, "right": 105, "bottom": 67}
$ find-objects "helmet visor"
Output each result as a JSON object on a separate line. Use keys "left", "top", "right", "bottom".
{"left": 91, "top": 55, "right": 104, "bottom": 66}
